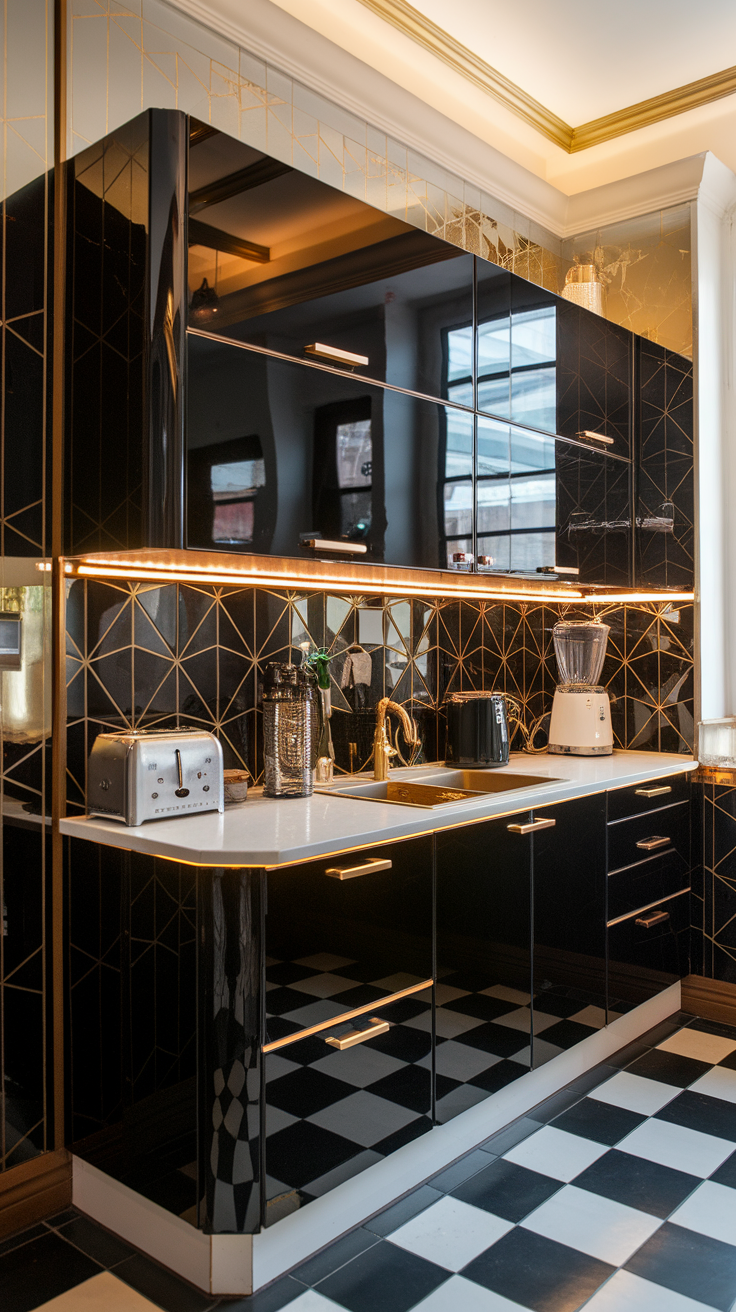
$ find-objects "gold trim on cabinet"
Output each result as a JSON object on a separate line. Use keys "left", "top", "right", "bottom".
{"left": 262, "top": 979, "right": 433, "bottom": 1052}
{"left": 356, "top": 0, "right": 736, "bottom": 153}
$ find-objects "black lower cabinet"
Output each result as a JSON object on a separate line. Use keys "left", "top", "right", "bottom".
{"left": 533, "top": 795, "right": 607, "bottom": 1058}
{"left": 435, "top": 812, "right": 533, "bottom": 1123}
{"left": 263, "top": 994, "right": 432, "bottom": 1226}
{"left": 608, "top": 889, "right": 690, "bottom": 1005}
{"left": 262, "top": 836, "right": 434, "bottom": 1222}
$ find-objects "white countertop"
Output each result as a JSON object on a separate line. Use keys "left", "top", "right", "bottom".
{"left": 59, "top": 751, "right": 697, "bottom": 868}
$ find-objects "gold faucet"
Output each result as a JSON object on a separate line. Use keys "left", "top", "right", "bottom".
{"left": 373, "top": 697, "right": 420, "bottom": 781}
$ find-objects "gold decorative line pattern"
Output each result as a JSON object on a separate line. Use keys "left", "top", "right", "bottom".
{"left": 357, "top": 0, "right": 736, "bottom": 153}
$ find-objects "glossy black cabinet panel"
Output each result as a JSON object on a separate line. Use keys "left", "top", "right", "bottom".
{"left": 435, "top": 813, "right": 532, "bottom": 1123}
{"left": 187, "top": 129, "right": 473, "bottom": 405}
{"left": 607, "top": 800, "right": 690, "bottom": 873}
{"left": 608, "top": 850, "right": 691, "bottom": 923}
{"left": 476, "top": 420, "right": 630, "bottom": 581}
{"left": 635, "top": 339, "right": 694, "bottom": 590}
{"left": 557, "top": 299, "right": 631, "bottom": 456}
{"left": 608, "top": 889, "right": 690, "bottom": 1005}
{"left": 607, "top": 774, "right": 692, "bottom": 821}
{"left": 263, "top": 994, "right": 431, "bottom": 1226}
{"left": 533, "top": 796, "right": 607, "bottom": 1042}
{"left": 264, "top": 837, "right": 433, "bottom": 1050}
{"left": 555, "top": 440, "right": 632, "bottom": 585}
{"left": 187, "top": 335, "right": 472, "bottom": 568}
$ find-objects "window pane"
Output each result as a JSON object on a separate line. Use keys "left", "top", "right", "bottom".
{"left": 510, "top": 365, "right": 556, "bottom": 433}
{"left": 478, "top": 416, "right": 510, "bottom": 476}
{"left": 510, "top": 426, "right": 555, "bottom": 476}
{"left": 511, "top": 306, "right": 556, "bottom": 369}
{"left": 478, "top": 316, "right": 511, "bottom": 375}
{"left": 445, "top": 408, "right": 473, "bottom": 480}
{"left": 447, "top": 326, "right": 473, "bottom": 382}
{"left": 510, "top": 530, "right": 555, "bottom": 571}
{"left": 447, "top": 381, "right": 473, "bottom": 407}
{"left": 510, "top": 474, "right": 556, "bottom": 531}
{"left": 477, "top": 478, "right": 511, "bottom": 535}
{"left": 336, "top": 419, "right": 372, "bottom": 488}
{"left": 210, "top": 458, "right": 265, "bottom": 499}
{"left": 339, "top": 490, "right": 372, "bottom": 539}
{"left": 475, "top": 533, "right": 511, "bottom": 570}
{"left": 444, "top": 479, "right": 473, "bottom": 539}
{"left": 477, "top": 375, "right": 510, "bottom": 419}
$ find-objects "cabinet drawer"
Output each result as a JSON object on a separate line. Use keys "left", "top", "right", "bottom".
{"left": 263, "top": 993, "right": 432, "bottom": 1223}
{"left": 607, "top": 890, "right": 690, "bottom": 1003}
{"left": 608, "top": 848, "right": 691, "bottom": 923}
{"left": 264, "top": 836, "right": 433, "bottom": 1048}
{"left": 607, "top": 800, "right": 690, "bottom": 873}
{"left": 607, "top": 773, "right": 692, "bottom": 821}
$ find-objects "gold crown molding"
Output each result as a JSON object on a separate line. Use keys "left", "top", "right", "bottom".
{"left": 355, "top": 0, "right": 571, "bottom": 150}
{"left": 571, "top": 66, "right": 736, "bottom": 152}
{"left": 357, "top": 0, "right": 736, "bottom": 153}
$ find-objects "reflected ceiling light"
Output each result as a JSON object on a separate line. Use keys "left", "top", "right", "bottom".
{"left": 189, "top": 278, "right": 220, "bottom": 322}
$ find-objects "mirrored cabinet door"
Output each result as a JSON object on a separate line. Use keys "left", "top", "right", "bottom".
{"left": 186, "top": 333, "right": 474, "bottom": 570}
{"left": 187, "top": 127, "right": 473, "bottom": 405}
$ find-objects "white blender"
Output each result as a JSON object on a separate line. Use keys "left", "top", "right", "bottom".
{"left": 548, "top": 620, "right": 613, "bottom": 756}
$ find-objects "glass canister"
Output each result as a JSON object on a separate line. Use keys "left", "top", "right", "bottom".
{"left": 553, "top": 620, "right": 610, "bottom": 688}
{"left": 262, "top": 663, "right": 318, "bottom": 798}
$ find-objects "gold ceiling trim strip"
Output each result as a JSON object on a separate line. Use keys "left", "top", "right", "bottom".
{"left": 357, "top": 0, "right": 736, "bottom": 153}
{"left": 356, "top": 0, "right": 571, "bottom": 150}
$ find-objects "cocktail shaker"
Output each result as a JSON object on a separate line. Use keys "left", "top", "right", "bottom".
{"left": 262, "top": 663, "right": 317, "bottom": 798}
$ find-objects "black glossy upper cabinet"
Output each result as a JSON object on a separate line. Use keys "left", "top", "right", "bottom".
{"left": 475, "top": 265, "right": 632, "bottom": 459}
{"left": 187, "top": 333, "right": 470, "bottom": 568}
{"left": 187, "top": 125, "right": 473, "bottom": 405}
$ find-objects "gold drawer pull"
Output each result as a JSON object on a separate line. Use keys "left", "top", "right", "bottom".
{"left": 325, "top": 857, "right": 392, "bottom": 880}
{"left": 325, "top": 1018, "right": 389, "bottom": 1049}
{"left": 635, "top": 909, "right": 670, "bottom": 929}
{"left": 635, "top": 785, "right": 673, "bottom": 798}
{"left": 636, "top": 836, "right": 671, "bottom": 851}
{"left": 508, "top": 817, "right": 556, "bottom": 835}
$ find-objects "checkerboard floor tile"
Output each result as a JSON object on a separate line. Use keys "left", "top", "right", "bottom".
{"left": 9, "top": 1012, "right": 736, "bottom": 1311}
{"left": 263, "top": 1011, "right": 736, "bottom": 1312}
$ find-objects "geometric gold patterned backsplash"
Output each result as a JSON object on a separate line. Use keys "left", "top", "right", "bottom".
{"left": 65, "top": 581, "right": 694, "bottom": 808}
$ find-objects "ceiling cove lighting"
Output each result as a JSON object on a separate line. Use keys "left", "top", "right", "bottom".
{"left": 41, "top": 560, "right": 694, "bottom": 607}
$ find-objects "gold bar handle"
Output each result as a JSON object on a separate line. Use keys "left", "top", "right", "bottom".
{"left": 325, "top": 857, "right": 392, "bottom": 880}
{"left": 635, "top": 909, "right": 670, "bottom": 928}
{"left": 300, "top": 539, "right": 368, "bottom": 554}
{"left": 636, "top": 836, "right": 671, "bottom": 851}
{"left": 507, "top": 817, "right": 556, "bottom": 835}
{"left": 635, "top": 785, "right": 672, "bottom": 798}
{"left": 325, "top": 1018, "right": 389, "bottom": 1049}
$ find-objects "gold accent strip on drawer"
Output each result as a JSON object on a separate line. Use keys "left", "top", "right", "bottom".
{"left": 607, "top": 886, "right": 690, "bottom": 928}
{"left": 262, "top": 979, "right": 434, "bottom": 1053}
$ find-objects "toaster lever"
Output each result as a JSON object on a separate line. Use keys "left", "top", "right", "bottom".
{"left": 174, "top": 749, "right": 190, "bottom": 798}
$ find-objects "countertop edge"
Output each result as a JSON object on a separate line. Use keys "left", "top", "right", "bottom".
{"left": 59, "top": 755, "right": 698, "bottom": 868}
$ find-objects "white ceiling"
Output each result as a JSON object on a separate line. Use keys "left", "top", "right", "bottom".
{"left": 411, "top": 0, "right": 736, "bottom": 123}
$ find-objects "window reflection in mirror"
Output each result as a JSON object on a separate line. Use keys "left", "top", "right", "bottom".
{"left": 476, "top": 418, "right": 556, "bottom": 571}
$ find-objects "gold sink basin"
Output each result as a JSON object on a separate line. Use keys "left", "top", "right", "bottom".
{"left": 320, "top": 770, "right": 562, "bottom": 809}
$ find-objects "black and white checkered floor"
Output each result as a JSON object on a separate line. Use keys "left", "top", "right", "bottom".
{"left": 6, "top": 1010, "right": 736, "bottom": 1311}
{"left": 265, "top": 1009, "right": 736, "bottom": 1312}
{"left": 264, "top": 953, "right": 616, "bottom": 1214}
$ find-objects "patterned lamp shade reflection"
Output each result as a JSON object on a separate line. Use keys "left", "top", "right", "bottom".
{"left": 561, "top": 263, "right": 604, "bottom": 316}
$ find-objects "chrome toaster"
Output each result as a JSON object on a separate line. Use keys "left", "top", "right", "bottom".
{"left": 87, "top": 728, "right": 224, "bottom": 826}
